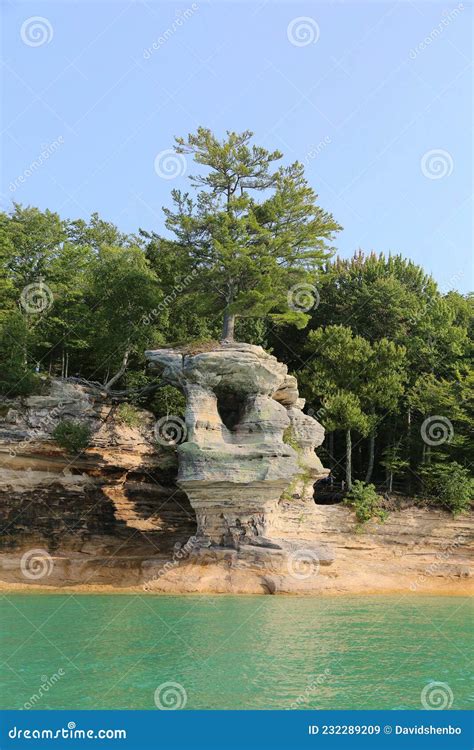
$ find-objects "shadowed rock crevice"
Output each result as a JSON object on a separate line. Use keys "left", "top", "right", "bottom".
{"left": 215, "top": 386, "right": 247, "bottom": 431}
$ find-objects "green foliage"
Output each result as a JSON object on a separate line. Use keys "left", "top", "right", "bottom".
{"left": 0, "top": 311, "right": 40, "bottom": 396}
{"left": 282, "top": 425, "right": 300, "bottom": 452}
{"left": 321, "top": 391, "right": 370, "bottom": 436}
{"left": 52, "top": 420, "right": 91, "bottom": 455}
{"left": 380, "top": 443, "right": 409, "bottom": 490}
{"left": 150, "top": 385, "right": 186, "bottom": 419}
{"left": 344, "top": 481, "right": 387, "bottom": 525}
{"left": 116, "top": 403, "right": 142, "bottom": 428}
{"left": 160, "top": 127, "right": 342, "bottom": 338}
{"left": 0, "top": 148, "right": 471, "bottom": 503}
{"left": 420, "top": 462, "right": 473, "bottom": 515}
{"left": 301, "top": 324, "right": 406, "bottom": 424}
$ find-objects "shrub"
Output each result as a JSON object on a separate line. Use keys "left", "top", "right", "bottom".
{"left": 52, "top": 420, "right": 91, "bottom": 454}
{"left": 344, "top": 480, "right": 387, "bottom": 525}
{"left": 282, "top": 426, "right": 300, "bottom": 452}
{"left": 420, "top": 462, "right": 473, "bottom": 515}
{"left": 150, "top": 385, "right": 186, "bottom": 419}
{"left": 116, "top": 403, "right": 142, "bottom": 428}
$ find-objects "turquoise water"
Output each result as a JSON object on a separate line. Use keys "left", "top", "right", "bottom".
{"left": 1, "top": 594, "right": 472, "bottom": 710}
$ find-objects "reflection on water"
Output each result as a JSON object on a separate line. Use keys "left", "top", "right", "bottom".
{"left": 0, "top": 594, "right": 471, "bottom": 709}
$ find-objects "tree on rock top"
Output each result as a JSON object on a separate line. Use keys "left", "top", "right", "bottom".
{"left": 151, "top": 127, "right": 342, "bottom": 341}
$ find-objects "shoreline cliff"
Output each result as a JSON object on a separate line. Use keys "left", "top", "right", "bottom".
{"left": 0, "top": 346, "right": 472, "bottom": 596}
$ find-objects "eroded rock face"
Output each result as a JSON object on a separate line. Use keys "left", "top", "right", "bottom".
{"left": 0, "top": 377, "right": 472, "bottom": 595}
{"left": 0, "top": 379, "right": 196, "bottom": 586}
{"left": 145, "top": 342, "right": 331, "bottom": 577}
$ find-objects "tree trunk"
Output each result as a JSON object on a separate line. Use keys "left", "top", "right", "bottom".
{"left": 328, "top": 431, "right": 334, "bottom": 471}
{"left": 222, "top": 310, "right": 235, "bottom": 342}
{"left": 389, "top": 471, "right": 393, "bottom": 493}
{"left": 407, "top": 407, "right": 413, "bottom": 494}
{"left": 104, "top": 348, "right": 130, "bottom": 391}
{"left": 345, "top": 428, "right": 352, "bottom": 490}
{"left": 365, "top": 430, "right": 375, "bottom": 483}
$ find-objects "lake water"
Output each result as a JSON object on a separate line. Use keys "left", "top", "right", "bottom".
{"left": 1, "top": 594, "right": 472, "bottom": 710}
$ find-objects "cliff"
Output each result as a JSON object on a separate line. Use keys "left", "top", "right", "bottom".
{"left": 0, "top": 349, "right": 472, "bottom": 595}
{"left": 0, "top": 379, "right": 195, "bottom": 587}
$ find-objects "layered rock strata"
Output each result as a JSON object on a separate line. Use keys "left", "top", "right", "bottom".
{"left": 144, "top": 342, "right": 332, "bottom": 587}
{"left": 0, "top": 372, "right": 472, "bottom": 595}
{"left": 0, "top": 379, "right": 195, "bottom": 587}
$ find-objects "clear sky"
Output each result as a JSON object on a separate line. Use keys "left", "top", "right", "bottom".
{"left": 2, "top": 0, "right": 472, "bottom": 292}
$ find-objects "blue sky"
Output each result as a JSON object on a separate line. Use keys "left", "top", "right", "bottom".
{"left": 2, "top": 0, "right": 472, "bottom": 292}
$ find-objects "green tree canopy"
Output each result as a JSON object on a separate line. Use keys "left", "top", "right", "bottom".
{"left": 150, "top": 127, "right": 342, "bottom": 340}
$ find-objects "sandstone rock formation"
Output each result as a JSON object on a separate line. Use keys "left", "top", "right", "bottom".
{"left": 0, "top": 374, "right": 472, "bottom": 595}
{"left": 144, "top": 342, "right": 333, "bottom": 588}
{"left": 0, "top": 379, "right": 195, "bottom": 587}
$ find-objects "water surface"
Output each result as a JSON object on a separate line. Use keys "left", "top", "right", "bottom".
{"left": 1, "top": 594, "right": 471, "bottom": 710}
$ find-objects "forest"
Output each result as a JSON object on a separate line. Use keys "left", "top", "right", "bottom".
{"left": 0, "top": 129, "right": 472, "bottom": 514}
